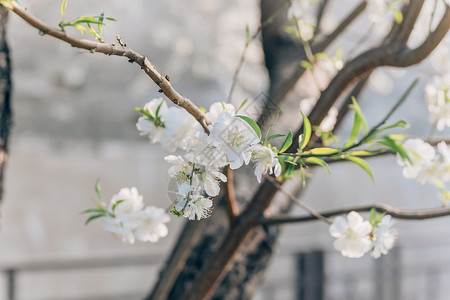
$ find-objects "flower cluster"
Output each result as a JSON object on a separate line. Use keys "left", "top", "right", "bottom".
{"left": 137, "top": 99, "right": 282, "bottom": 220}
{"left": 329, "top": 211, "right": 397, "bottom": 258}
{"left": 88, "top": 187, "right": 170, "bottom": 244}
{"left": 396, "top": 139, "right": 450, "bottom": 204}
{"left": 425, "top": 74, "right": 450, "bottom": 131}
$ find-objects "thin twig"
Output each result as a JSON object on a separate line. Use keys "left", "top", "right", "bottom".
{"left": 228, "top": 0, "right": 290, "bottom": 101}
{"left": 263, "top": 174, "right": 332, "bottom": 224}
{"left": 9, "top": 2, "right": 211, "bottom": 134}
{"left": 259, "top": 203, "right": 450, "bottom": 225}
{"left": 224, "top": 166, "right": 239, "bottom": 225}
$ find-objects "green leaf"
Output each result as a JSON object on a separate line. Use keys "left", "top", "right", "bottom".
{"left": 73, "top": 16, "right": 105, "bottom": 25}
{"left": 95, "top": 179, "right": 102, "bottom": 201}
{"left": 344, "top": 97, "right": 367, "bottom": 148}
{"left": 98, "top": 12, "right": 104, "bottom": 35}
{"left": 304, "top": 157, "right": 330, "bottom": 173}
{"left": 245, "top": 24, "right": 250, "bottom": 41}
{"left": 267, "top": 134, "right": 285, "bottom": 142}
{"left": 236, "top": 98, "right": 248, "bottom": 113}
{"left": 369, "top": 208, "right": 377, "bottom": 225}
{"left": 61, "top": 0, "right": 68, "bottom": 17}
{"left": 344, "top": 155, "right": 375, "bottom": 183}
{"left": 81, "top": 208, "right": 106, "bottom": 214}
{"left": 348, "top": 150, "right": 383, "bottom": 157}
{"left": 300, "top": 60, "right": 312, "bottom": 70}
{"left": 112, "top": 199, "right": 125, "bottom": 211}
{"left": 377, "top": 136, "right": 411, "bottom": 163}
{"left": 106, "top": 17, "right": 116, "bottom": 21}
{"left": 85, "top": 214, "right": 106, "bottom": 225}
{"left": 314, "top": 52, "right": 328, "bottom": 60}
{"left": 135, "top": 107, "right": 155, "bottom": 121}
{"left": 155, "top": 98, "right": 165, "bottom": 118}
{"left": 236, "top": 115, "right": 261, "bottom": 139}
{"left": 197, "top": 105, "right": 207, "bottom": 114}
{"left": 299, "top": 112, "right": 311, "bottom": 150}
{"left": 280, "top": 129, "right": 293, "bottom": 153}
{"left": 308, "top": 147, "right": 338, "bottom": 155}
{"left": 379, "top": 120, "right": 409, "bottom": 132}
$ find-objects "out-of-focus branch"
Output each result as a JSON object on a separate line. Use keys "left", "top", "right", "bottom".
{"left": 313, "top": 0, "right": 329, "bottom": 37}
{"left": 9, "top": 2, "right": 210, "bottom": 134}
{"left": 224, "top": 167, "right": 239, "bottom": 225}
{"left": 394, "top": 4, "right": 450, "bottom": 66}
{"left": 290, "top": 1, "right": 450, "bottom": 150}
{"left": 0, "top": 7, "right": 11, "bottom": 211}
{"left": 259, "top": 0, "right": 366, "bottom": 126}
{"left": 259, "top": 203, "right": 450, "bottom": 225}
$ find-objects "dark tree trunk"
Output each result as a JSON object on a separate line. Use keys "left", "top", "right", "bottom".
{"left": 0, "top": 6, "right": 12, "bottom": 214}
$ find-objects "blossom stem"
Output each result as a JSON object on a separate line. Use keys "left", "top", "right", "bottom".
{"left": 224, "top": 167, "right": 239, "bottom": 225}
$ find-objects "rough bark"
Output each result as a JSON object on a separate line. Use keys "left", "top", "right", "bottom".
{"left": 0, "top": 6, "right": 11, "bottom": 214}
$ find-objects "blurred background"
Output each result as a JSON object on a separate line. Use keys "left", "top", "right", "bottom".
{"left": 0, "top": 0, "right": 449, "bottom": 299}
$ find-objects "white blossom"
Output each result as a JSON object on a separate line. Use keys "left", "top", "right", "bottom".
{"left": 201, "top": 167, "right": 227, "bottom": 197}
{"left": 176, "top": 195, "right": 213, "bottom": 220}
{"left": 425, "top": 74, "right": 450, "bottom": 131}
{"left": 251, "top": 145, "right": 282, "bottom": 183}
{"left": 108, "top": 187, "right": 144, "bottom": 227}
{"left": 162, "top": 106, "right": 199, "bottom": 151}
{"left": 329, "top": 211, "right": 372, "bottom": 258}
{"left": 136, "top": 98, "right": 168, "bottom": 143}
{"left": 134, "top": 206, "right": 170, "bottom": 243}
{"left": 210, "top": 114, "right": 260, "bottom": 169}
{"left": 371, "top": 215, "right": 397, "bottom": 258}
{"left": 397, "top": 139, "right": 437, "bottom": 183}
{"left": 102, "top": 217, "right": 136, "bottom": 244}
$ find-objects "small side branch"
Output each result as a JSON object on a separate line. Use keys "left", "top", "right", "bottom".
{"left": 224, "top": 167, "right": 239, "bottom": 225}
{"left": 263, "top": 174, "right": 332, "bottom": 224}
{"left": 9, "top": 2, "right": 210, "bottom": 134}
{"left": 260, "top": 203, "right": 450, "bottom": 225}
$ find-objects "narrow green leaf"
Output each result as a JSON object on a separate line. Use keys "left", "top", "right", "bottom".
{"left": 236, "top": 115, "right": 261, "bottom": 139}
{"left": 299, "top": 112, "right": 311, "bottom": 150}
{"left": 61, "top": 0, "right": 68, "bottom": 17}
{"left": 135, "top": 107, "right": 155, "bottom": 121}
{"left": 81, "top": 208, "right": 106, "bottom": 214}
{"left": 267, "top": 134, "right": 285, "bottom": 142}
{"left": 344, "top": 97, "right": 367, "bottom": 148}
{"left": 236, "top": 98, "right": 248, "bottom": 114}
{"left": 112, "top": 199, "right": 125, "bottom": 211}
{"left": 369, "top": 208, "right": 377, "bottom": 225}
{"left": 85, "top": 214, "right": 106, "bottom": 225}
{"left": 304, "top": 157, "right": 330, "bottom": 173}
{"left": 197, "top": 105, "right": 207, "bottom": 114}
{"left": 309, "top": 147, "right": 338, "bottom": 155}
{"left": 155, "top": 98, "right": 165, "bottom": 118}
{"left": 348, "top": 150, "right": 383, "bottom": 157}
{"left": 95, "top": 179, "right": 102, "bottom": 201}
{"left": 280, "top": 129, "right": 293, "bottom": 153}
{"left": 73, "top": 16, "right": 105, "bottom": 25}
{"left": 245, "top": 24, "right": 250, "bottom": 41}
{"left": 344, "top": 155, "right": 375, "bottom": 183}
{"left": 106, "top": 17, "right": 116, "bottom": 21}
{"left": 98, "top": 12, "right": 104, "bottom": 35}
{"left": 377, "top": 136, "right": 411, "bottom": 163}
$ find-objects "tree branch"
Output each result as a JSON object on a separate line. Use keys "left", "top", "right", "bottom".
{"left": 9, "top": 2, "right": 210, "bottom": 134}
{"left": 290, "top": 1, "right": 450, "bottom": 150}
{"left": 259, "top": 203, "right": 450, "bottom": 225}
{"left": 224, "top": 166, "right": 239, "bottom": 225}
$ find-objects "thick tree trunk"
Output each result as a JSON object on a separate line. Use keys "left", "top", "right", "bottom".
{"left": 0, "top": 6, "right": 12, "bottom": 214}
